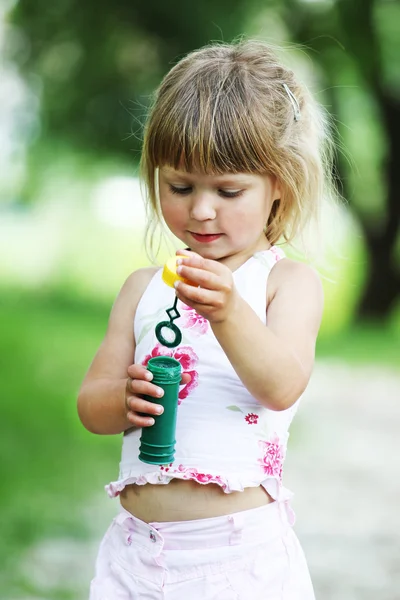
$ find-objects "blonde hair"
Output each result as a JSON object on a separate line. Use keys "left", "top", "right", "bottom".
{"left": 140, "top": 39, "right": 338, "bottom": 260}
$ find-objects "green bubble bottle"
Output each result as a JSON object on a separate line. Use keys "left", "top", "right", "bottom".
{"left": 138, "top": 356, "right": 182, "bottom": 465}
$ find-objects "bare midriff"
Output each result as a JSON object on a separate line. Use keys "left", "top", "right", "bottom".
{"left": 120, "top": 479, "right": 274, "bottom": 523}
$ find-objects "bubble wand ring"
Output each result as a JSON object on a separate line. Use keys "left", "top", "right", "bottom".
{"left": 155, "top": 296, "right": 182, "bottom": 348}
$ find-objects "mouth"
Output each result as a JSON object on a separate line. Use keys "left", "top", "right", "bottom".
{"left": 189, "top": 232, "right": 222, "bottom": 243}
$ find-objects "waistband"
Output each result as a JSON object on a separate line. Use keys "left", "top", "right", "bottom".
{"left": 115, "top": 500, "right": 293, "bottom": 555}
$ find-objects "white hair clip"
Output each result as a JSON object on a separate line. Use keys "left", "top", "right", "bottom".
{"left": 283, "top": 83, "right": 301, "bottom": 121}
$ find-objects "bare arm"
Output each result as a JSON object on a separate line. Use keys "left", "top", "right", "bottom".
{"left": 77, "top": 267, "right": 162, "bottom": 434}
{"left": 174, "top": 252, "right": 323, "bottom": 411}
{"left": 211, "top": 260, "right": 323, "bottom": 409}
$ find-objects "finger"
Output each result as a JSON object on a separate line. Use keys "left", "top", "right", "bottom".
{"left": 127, "top": 412, "right": 156, "bottom": 427}
{"left": 128, "top": 378, "right": 165, "bottom": 398}
{"left": 127, "top": 396, "right": 164, "bottom": 416}
{"left": 176, "top": 265, "right": 221, "bottom": 290}
{"left": 177, "top": 253, "right": 224, "bottom": 275}
{"left": 175, "top": 281, "right": 216, "bottom": 305}
{"left": 127, "top": 363, "right": 153, "bottom": 381}
{"left": 180, "top": 372, "right": 191, "bottom": 385}
{"left": 176, "top": 249, "right": 199, "bottom": 259}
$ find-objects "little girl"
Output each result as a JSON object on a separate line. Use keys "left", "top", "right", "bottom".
{"left": 79, "top": 39, "right": 335, "bottom": 599}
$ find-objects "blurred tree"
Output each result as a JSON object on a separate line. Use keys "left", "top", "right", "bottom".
{"left": 7, "top": 0, "right": 400, "bottom": 319}
{"left": 8, "top": 0, "right": 256, "bottom": 157}
{"left": 280, "top": 0, "right": 400, "bottom": 319}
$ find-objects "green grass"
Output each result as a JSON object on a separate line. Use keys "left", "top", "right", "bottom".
{"left": 317, "top": 325, "right": 399, "bottom": 369}
{"left": 0, "top": 288, "right": 120, "bottom": 595}
{"left": 0, "top": 286, "right": 398, "bottom": 596}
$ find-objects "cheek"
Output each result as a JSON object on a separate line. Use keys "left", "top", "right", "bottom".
{"left": 224, "top": 204, "right": 265, "bottom": 233}
{"left": 160, "top": 199, "right": 186, "bottom": 229}
{"left": 239, "top": 196, "right": 272, "bottom": 226}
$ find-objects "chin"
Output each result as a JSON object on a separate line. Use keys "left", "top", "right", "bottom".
{"left": 198, "top": 248, "right": 233, "bottom": 262}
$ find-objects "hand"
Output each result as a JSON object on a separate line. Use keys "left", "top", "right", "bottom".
{"left": 125, "top": 363, "right": 191, "bottom": 427}
{"left": 173, "top": 250, "right": 239, "bottom": 323}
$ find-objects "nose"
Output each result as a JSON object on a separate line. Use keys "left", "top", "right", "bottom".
{"left": 189, "top": 193, "right": 216, "bottom": 221}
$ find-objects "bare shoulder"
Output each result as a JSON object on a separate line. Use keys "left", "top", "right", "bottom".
{"left": 113, "top": 266, "right": 159, "bottom": 318}
{"left": 267, "top": 257, "right": 323, "bottom": 307}
{"left": 81, "top": 266, "right": 159, "bottom": 382}
{"left": 265, "top": 258, "right": 324, "bottom": 381}
{"left": 121, "top": 266, "right": 159, "bottom": 299}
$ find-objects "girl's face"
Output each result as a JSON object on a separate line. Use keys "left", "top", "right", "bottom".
{"left": 158, "top": 166, "right": 281, "bottom": 268}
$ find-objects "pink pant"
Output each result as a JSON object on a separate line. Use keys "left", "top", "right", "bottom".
{"left": 89, "top": 501, "right": 315, "bottom": 599}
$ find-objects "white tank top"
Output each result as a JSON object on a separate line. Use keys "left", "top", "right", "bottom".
{"left": 106, "top": 247, "right": 300, "bottom": 521}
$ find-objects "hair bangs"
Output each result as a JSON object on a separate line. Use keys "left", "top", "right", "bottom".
{"left": 147, "top": 79, "right": 269, "bottom": 176}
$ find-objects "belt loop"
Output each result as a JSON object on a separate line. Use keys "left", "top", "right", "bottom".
{"left": 228, "top": 513, "right": 244, "bottom": 545}
{"left": 115, "top": 514, "right": 135, "bottom": 546}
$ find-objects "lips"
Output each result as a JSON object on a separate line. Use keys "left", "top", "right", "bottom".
{"left": 189, "top": 232, "right": 222, "bottom": 243}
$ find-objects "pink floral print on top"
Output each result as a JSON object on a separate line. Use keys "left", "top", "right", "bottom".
{"left": 175, "top": 464, "right": 227, "bottom": 489}
{"left": 245, "top": 412, "right": 259, "bottom": 424}
{"left": 269, "top": 246, "right": 282, "bottom": 263}
{"left": 258, "top": 434, "right": 285, "bottom": 480}
{"left": 177, "top": 303, "right": 209, "bottom": 335}
{"left": 142, "top": 343, "right": 199, "bottom": 403}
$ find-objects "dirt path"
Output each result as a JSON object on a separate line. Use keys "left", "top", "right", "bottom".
{"left": 285, "top": 361, "right": 400, "bottom": 600}
{"left": 18, "top": 362, "right": 400, "bottom": 599}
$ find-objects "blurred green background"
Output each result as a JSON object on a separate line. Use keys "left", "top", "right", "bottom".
{"left": 1, "top": 0, "right": 399, "bottom": 598}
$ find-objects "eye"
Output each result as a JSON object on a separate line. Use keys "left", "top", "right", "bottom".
{"left": 169, "top": 185, "right": 192, "bottom": 195}
{"left": 219, "top": 189, "right": 243, "bottom": 198}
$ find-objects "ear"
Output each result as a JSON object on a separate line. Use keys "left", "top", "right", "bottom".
{"left": 272, "top": 177, "right": 282, "bottom": 203}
